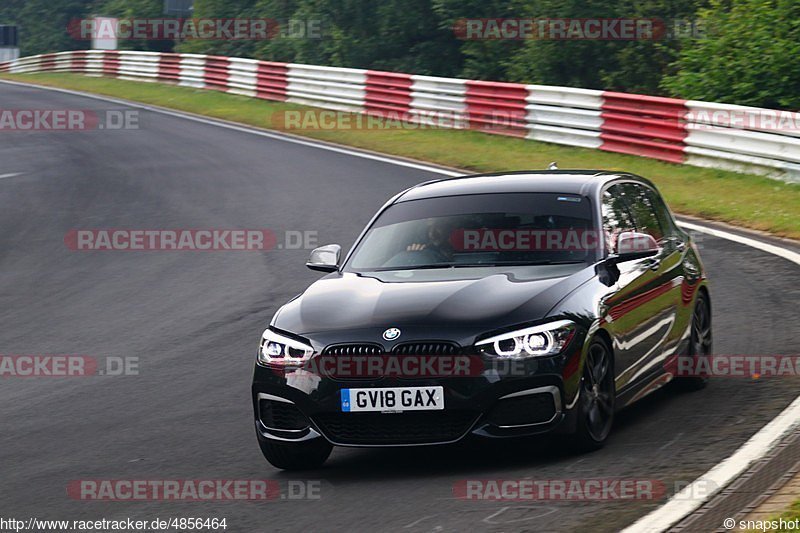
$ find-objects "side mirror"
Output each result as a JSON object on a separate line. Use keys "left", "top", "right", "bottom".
{"left": 609, "top": 231, "right": 659, "bottom": 263}
{"left": 306, "top": 244, "right": 341, "bottom": 272}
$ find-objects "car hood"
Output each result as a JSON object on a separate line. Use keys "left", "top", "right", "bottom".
{"left": 273, "top": 265, "right": 595, "bottom": 339}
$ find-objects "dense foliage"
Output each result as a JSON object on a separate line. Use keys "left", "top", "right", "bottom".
{"left": 661, "top": 0, "right": 800, "bottom": 109}
{"left": 2, "top": 0, "right": 798, "bottom": 108}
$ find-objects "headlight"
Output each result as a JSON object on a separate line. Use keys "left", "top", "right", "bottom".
{"left": 476, "top": 320, "right": 576, "bottom": 359}
{"left": 257, "top": 329, "right": 314, "bottom": 366}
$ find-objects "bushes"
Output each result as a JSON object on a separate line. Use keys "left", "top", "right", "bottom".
{"left": 662, "top": 0, "right": 800, "bottom": 109}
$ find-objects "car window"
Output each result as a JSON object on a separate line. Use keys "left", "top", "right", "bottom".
{"left": 601, "top": 185, "right": 636, "bottom": 253}
{"left": 648, "top": 188, "right": 679, "bottom": 237}
{"left": 618, "top": 183, "right": 665, "bottom": 242}
{"left": 346, "top": 193, "right": 599, "bottom": 272}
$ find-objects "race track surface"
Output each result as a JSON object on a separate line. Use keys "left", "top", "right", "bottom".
{"left": 1, "top": 82, "right": 798, "bottom": 532}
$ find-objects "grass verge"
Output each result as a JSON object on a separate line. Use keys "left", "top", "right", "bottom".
{"left": 2, "top": 72, "right": 798, "bottom": 239}
{"left": 746, "top": 501, "right": 800, "bottom": 532}
{"left": 778, "top": 501, "right": 800, "bottom": 531}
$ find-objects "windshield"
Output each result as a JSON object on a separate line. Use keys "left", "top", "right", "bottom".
{"left": 345, "top": 193, "right": 599, "bottom": 273}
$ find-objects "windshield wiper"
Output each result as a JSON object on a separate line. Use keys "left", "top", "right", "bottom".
{"left": 370, "top": 260, "right": 585, "bottom": 271}
{"left": 450, "top": 260, "right": 585, "bottom": 267}
{"left": 371, "top": 263, "right": 456, "bottom": 272}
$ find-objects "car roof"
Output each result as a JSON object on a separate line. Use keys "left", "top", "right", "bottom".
{"left": 396, "top": 170, "right": 650, "bottom": 202}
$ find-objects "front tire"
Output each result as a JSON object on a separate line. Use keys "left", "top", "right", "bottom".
{"left": 674, "top": 291, "right": 712, "bottom": 391}
{"left": 569, "top": 338, "right": 615, "bottom": 452}
{"left": 258, "top": 437, "right": 332, "bottom": 470}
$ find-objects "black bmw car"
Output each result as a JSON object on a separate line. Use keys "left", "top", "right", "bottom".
{"left": 252, "top": 170, "right": 711, "bottom": 469}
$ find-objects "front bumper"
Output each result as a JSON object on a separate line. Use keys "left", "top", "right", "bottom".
{"left": 252, "top": 343, "right": 584, "bottom": 447}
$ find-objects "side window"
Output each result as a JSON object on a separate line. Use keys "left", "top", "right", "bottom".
{"left": 601, "top": 185, "right": 636, "bottom": 253}
{"left": 618, "top": 183, "right": 665, "bottom": 242}
{"left": 649, "top": 189, "right": 678, "bottom": 237}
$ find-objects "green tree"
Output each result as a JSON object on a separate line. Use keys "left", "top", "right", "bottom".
{"left": 94, "top": 0, "right": 170, "bottom": 52}
{"left": 0, "top": 0, "right": 93, "bottom": 56}
{"left": 251, "top": 0, "right": 461, "bottom": 74}
{"left": 504, "top": 0, "right": 703, "bottom": 93}
{"left": 6, "top": 0, "right": 799, "bottom": 109}
{"left": 433, "top": 0, "right": 527, "bottom": 80}
{"left": 175, "top": 0, "right": 260, "bottom": 57}
{"left": 662, "top": 0, "right": 800, "bottom": 109}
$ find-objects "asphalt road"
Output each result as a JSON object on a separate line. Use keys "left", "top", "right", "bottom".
{"left": 0, "top": 81, "right": 798, "bottom": 532}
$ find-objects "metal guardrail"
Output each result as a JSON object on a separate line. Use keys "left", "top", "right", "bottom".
{"left": 2, "top": 50, "right": 798, "bottom": 183}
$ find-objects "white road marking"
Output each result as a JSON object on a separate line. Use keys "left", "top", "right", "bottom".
{"left": 403, "top": 515, "right": 437, "bottom": 528}
{"left": 565, "top": 457, "right": 587, "bottom": 471}
{"left": 678, "top": 220, "right": 800, "bottom": 266}
{"left": 621, "top": 395, "right": 800, "bottom": 533}
{"left": 483, "top": 506, "right": 558, "bottom": 524}
{"left": 657, "top": 432, "right": 684, "bottom": 451}
{"left": 2, "top": 77, "right": 799, "bottom": 533}
{"left": 0, "top": 172, "right": 22, "bottom": 179}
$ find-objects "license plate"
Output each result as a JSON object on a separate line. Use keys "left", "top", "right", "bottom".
{"left": 341, "top": 386, "right": 444, "bottom": 413}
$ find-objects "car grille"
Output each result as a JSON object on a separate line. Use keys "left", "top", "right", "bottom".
{"left": 321, "top": 342, "right": 463, "bottom": 381}
{"left": 486, "top": 393, "right": 558, "bottom": 427}
{"left": 259, "top": 399, "right": 310, "bottom": 430}
{"left": 313, "top": 411, "right": 478, "bottom": 445}
{"left": 392, "top": 342, "right": 460, "bottom": 355}
{"left": 323, "top": 344, "right": 383, "bottom": 356}
{"left": 322, "top": 342, "right": 461, "bottom": 356}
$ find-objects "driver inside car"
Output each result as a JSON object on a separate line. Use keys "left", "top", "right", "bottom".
{"left": 405, "top": 217, "right": 458, "bottom": 261}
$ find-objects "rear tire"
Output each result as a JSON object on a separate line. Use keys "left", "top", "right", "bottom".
{"left": 674, "top": 292, "right": 712, "bottom": 391}
{"left": 258, "top": 437, "right": 332, "bottom": 470}
{"left": 568, "top": 338, "right": 615, "bottom": 453}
